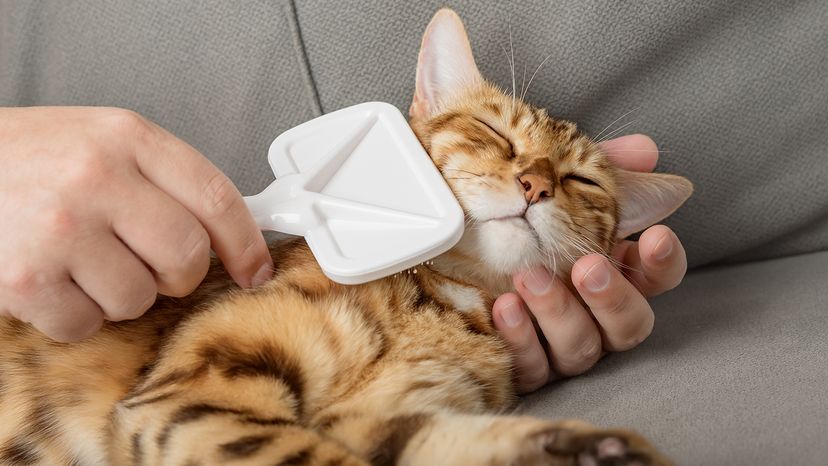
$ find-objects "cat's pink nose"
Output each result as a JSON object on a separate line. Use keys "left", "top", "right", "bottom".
{"left": 519, "top": 174, "right": 553, "bottom": 204}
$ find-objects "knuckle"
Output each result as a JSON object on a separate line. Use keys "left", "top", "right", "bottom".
{"left": 112, "top": 286, "right": 157, "bottom": 322}
{"left": 38, "top": 207, "right": 77, "bottom": 236}
{"left": 178, "top": 227, "right": 211, "bottom": 271}
{"left": 99, "top": 108, "right": 149, "bottom": 137}
{"left": 3, "top": 265, "right": 45, "bottom": 297}
{"left": 48, "top": 315, "right": 103, "bottom": 343}
{"left": 162, "top": 228, "right": 210, "bottom": 297}
{"left": 163, "top": 277, "right": 203, "bottom": 298}
{"left": 201, "top": 172, "right": 241, "bottom": 220}
{"left": 61, "top": 147, "right": 111, "bottom": 189}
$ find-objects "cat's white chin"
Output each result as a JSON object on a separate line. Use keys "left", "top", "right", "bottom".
{"left": 474, "top": 217, "right": 546, "bottom": 272}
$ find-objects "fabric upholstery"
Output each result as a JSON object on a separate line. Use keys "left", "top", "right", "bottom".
{"left": 0, "top": 1, "right": 320, "bottom": 196}
{"left": 521, "top": 250, "right": 828, "bottom": 465}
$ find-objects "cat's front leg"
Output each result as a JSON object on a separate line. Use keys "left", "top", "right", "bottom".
{"left": 366, "top": 413, "right": 672, "bottom": 466}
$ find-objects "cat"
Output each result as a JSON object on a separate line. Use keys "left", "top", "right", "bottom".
{"left": 0, "top": 9, "right": 691, "bottom": 466}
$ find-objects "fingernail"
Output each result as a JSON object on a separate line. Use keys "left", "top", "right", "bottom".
{"left": 523, "top": 268, "right": 552, "bottom": 295}
{"left": 583, "top": 260, "right": 611, "bottom": 292}
{"left": 251, "top": 261, "right": 273, "bottom": 288}
{"left": 501, "top": 301, "right": 524, "bottom": 328}
{"left": 653, "top": 233, "right": 674, "bottom": 261}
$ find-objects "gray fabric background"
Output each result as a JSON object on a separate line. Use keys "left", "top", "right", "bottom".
{"left": 1, "top": 1, "right": 827, "bottom": 464}
{"left": 1, "top": 1, "right": 826, "bottom": 267}
{"left": 0, "top": 1, "right": 321, "bottom": 197}
{"left": 523, "top": 250, "right": 828, "bottom": 465}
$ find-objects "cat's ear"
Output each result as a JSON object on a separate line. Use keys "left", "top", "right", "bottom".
{"left": 410, "top": 9, "right": 483, "bottom": 119}
{"left": 614, "top": 170, "right": 693, "bottom": 238}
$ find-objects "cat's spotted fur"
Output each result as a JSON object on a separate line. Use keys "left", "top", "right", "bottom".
{"left": 0, "top": 9, "right": 690, "bottom": 466}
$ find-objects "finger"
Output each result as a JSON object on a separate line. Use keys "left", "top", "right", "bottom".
{"left": 69, "top": 234, "right": 158, "bottom": 321}
{"left": 128, "top": 115, "right": 272, "bottom": 288}
{"left": 571, "top": 255, "right": 654, "bottom": 352}
{"left": 614, "top": 225, "right": 687, "bottom": 297}
{"left": 109, "top": 175, "right": 211, "bottom": 297}
{"left": 598, "top": 134, "right": 659, "bottom": 172}
{"left": 492, "top": 293, "right": 550, "bottom": 393}
{"left": 24, "top": 281, "right": 104, "bottom": 342}
{"left": 513, "top": 267, "right": 603, "bottom": 377}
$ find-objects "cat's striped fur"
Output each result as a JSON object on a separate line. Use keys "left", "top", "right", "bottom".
{"left": 0, "top": 241, "right": 669, "bottom": 466}
{"left": 0, "top": 9, "right": 689, "bottom": 466}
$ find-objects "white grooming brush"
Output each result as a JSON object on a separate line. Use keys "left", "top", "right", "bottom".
{"left": 244, "top": 102, "right": 464, "bottom": 285}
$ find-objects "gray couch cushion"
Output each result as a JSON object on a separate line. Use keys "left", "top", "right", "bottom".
{"left": 521, "top": 250, "right": 828, "bottom": 465}
{"left": 295, "top": 0, "right": 828, "bottom": 267}
{"left": 0, "top": 0, "right": 320, "bottom": 196}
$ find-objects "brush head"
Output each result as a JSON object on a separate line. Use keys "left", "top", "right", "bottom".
{"left": 244, "top": 102, "right": 464, "bottom": 284}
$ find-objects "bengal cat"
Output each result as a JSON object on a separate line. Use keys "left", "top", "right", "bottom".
{"left": 0, "top": 9, "right": 691, "bottom": 466}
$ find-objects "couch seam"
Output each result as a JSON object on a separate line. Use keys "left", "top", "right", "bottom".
{"left": 284, "top": 0, "right": 322, "bottom": 116}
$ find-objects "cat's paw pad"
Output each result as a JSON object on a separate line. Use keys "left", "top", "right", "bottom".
{"left": 543, "top": 428, "right": 672, "bottom": 466}
{"left": 574, "top": 437, "right": 650, "bottom": 466}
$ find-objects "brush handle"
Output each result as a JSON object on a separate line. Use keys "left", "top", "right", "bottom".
{"left": 243, "top": 175, "right": 313, "bottom": 237}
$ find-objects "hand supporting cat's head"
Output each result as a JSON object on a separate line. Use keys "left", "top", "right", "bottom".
{"left": 408, "top": 9, "right": 692, "bottom": 292}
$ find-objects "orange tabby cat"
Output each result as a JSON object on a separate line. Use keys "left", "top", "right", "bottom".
{"left": 0, "top": 9, "right": 691, "bottom": 466}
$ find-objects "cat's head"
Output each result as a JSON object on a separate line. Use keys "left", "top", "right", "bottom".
{"left": 409, "top": 9, "right": 692, "bottom": 291}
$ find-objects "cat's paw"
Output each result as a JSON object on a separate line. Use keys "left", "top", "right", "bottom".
{"left": 405, "top": 415, "right": 670, "bottom": 466}
{"left": 536, "top": 420, "right": 673, "bottom": 466}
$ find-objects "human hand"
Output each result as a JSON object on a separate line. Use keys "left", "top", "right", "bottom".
{"left": 0, "top": 107, "right": 273, "bottom": 342}
{"left": 492, "top": 134, "right": 688, "bottom": 393}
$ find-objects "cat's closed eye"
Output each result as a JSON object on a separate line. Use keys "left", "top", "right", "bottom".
{"left": 475, "top": 119, "right": 515, "bottom": 159}
{"left": 562, "top": 174, "right": 601, "bottom": 188}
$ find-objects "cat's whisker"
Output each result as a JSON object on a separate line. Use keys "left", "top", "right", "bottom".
{"left": 500, "top": 44, "right": 515, "bottom": 99}
{"left": 560, "top": 235, "right": 602, "bottom": 267}
{"left": 561, "top": 224, "right": 609, "bottom": 258}
{"left": 560, "top": 230, "right": 642, "bottom": 277}
{"left": 562, "top": 224, "right": 606, "bottom": 253}
{"left": 564, "top": 239, "right": 593, "bottom": 262}
{"left": 552, "top": 236, "right": 579, "bottom": 266}
{"left": 444, "top": 168, "right": 484, "bottom": 177}
{"left": 549, "top": 215, "right": 640, "bottom": 274}
{"left": 520, "top": 61, "right": 528, "bottom": 102}
{"left": 543, "top": 237, "right": 559, "bottom": 275}
{"left": 509, "top": 21, "right": 516, "bottom": 110}
{"left": 444, "top": 169, "right": 495, "bottom": 188}
{"left": 596, "top": 118, "right": 640, "bottom": 144}
{"left": 602, "top": 149, "right": 672, "bottom": 153}
{"left": 593, "top": 107, "right": 641, "bottom": 141}
{"left": 521, "top": 52, "right": 554, "bottom": 101}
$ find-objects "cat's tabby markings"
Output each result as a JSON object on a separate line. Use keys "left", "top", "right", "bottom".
{"left": 0, "top": 9, "right": 689, "bottom": 466}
